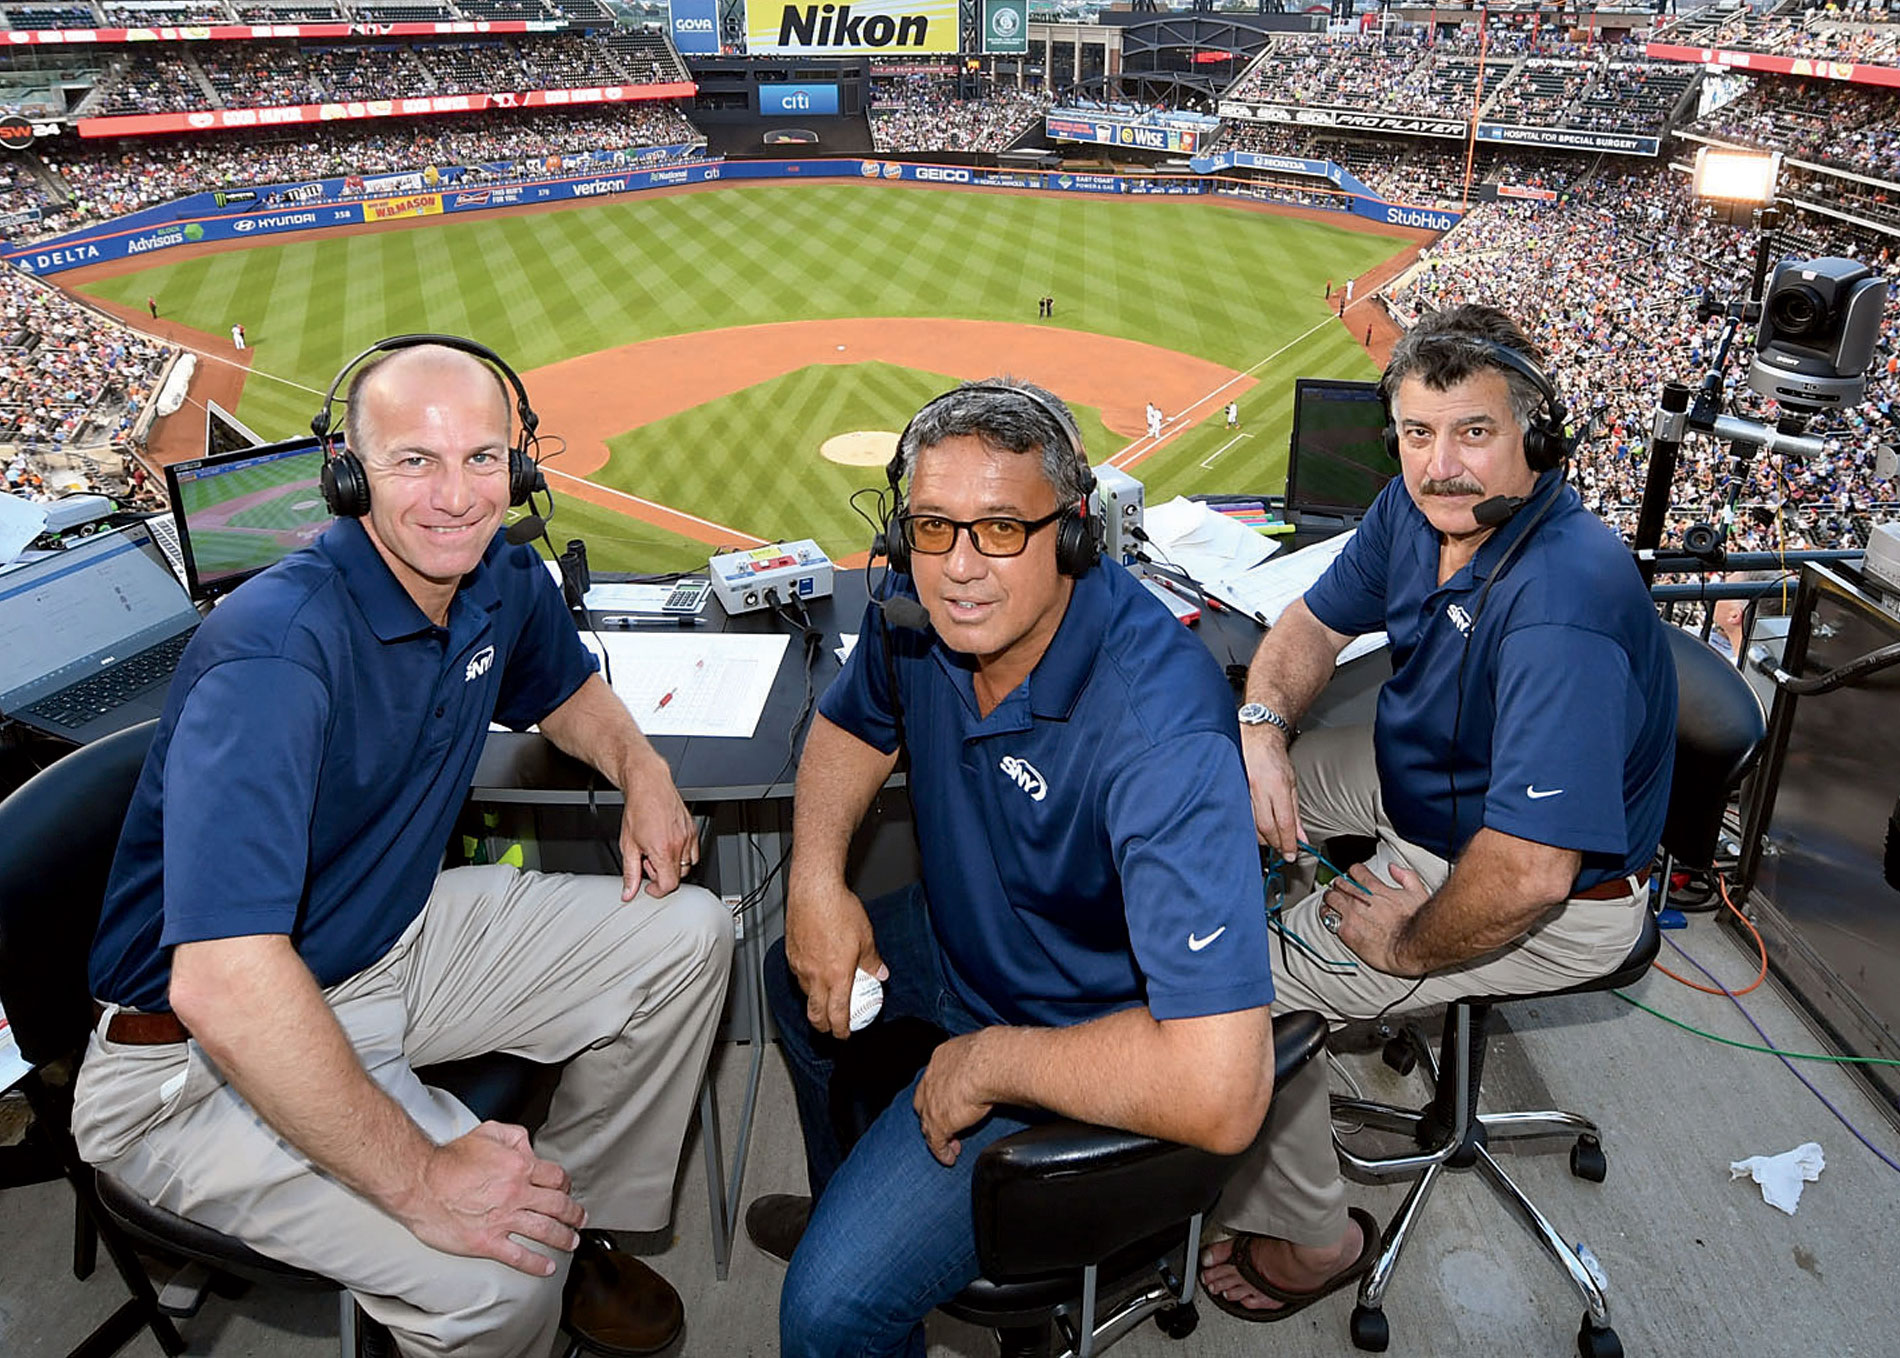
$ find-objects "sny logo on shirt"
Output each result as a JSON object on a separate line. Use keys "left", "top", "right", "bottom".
{"left": 1446, "top": 602, "right": 1473, "bottom": 637}
{"left": 998, "top": 754, "right": 1047, "bottom": 802}
{"left": 464, "top": 645, "right": 496, "bottom": 683}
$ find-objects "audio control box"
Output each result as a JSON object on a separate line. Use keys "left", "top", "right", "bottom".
{"left": 709, "top": 539, "right": 834, "bottom": 614}
{"left": 1092, "top": 464, "right": 1145, "bottom": 566}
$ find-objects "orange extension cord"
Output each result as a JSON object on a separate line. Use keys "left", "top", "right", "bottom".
{"left": 1652, "top": 871, "right": 1769, "bottom": 996}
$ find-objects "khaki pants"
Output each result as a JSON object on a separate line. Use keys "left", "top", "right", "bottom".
{"left": 1221, "top": 725, "right": 1645, "bottom": 1246}
{"left": 73, "top": 866, "right": 733, "bottom": 1358}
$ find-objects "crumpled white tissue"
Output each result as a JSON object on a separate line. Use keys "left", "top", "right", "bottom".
{"left": 1728, "top": 1142, "right": 1825, "bottom": 1215}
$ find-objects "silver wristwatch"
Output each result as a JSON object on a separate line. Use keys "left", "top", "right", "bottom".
{"left": 1237, "top": 702, "right": 1297, "bottom": 741}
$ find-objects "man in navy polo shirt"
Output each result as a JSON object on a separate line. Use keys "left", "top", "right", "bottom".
{"left": 1198, "top": 305, "right": 1674, "bottom": 1321}
{"left": 744, "top": 380, "right": 1277, "bottom": 1357}
{"left": 74, "top": 344, "right": 732, "bottom": 1358}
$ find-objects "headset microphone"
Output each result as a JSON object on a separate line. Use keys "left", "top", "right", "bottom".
{"left": 505, "top": 514, "right": 546, "bottom": 546}
{"left": 878, "top": 594, "right": 932, "bottom": 631}
{"left": 1472, "top": 495, "right": 1527, "bottom": 527}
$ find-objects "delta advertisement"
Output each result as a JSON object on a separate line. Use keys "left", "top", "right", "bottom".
{"left": 668, "top": 0, "right": 721, "bottom": 54}
{"left": 746, "top": 0, "right": 958, "bottom": 55}
{"left": 1044, "top": 113, "right": 1209, "bottom": 155}
{"left": 7, "top": 157, "right": 1459, "bottom": 276}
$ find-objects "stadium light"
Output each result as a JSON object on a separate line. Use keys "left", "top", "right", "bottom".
{"left": 1692, "top": 147, "right": 1781, "bottom": 206}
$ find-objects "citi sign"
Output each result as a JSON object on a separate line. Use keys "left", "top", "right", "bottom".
{"left": 778, "top": 4, "right": 930, "bottom": 46}
{"left": 1384, "top": 206, "right": 1455, "bottom": 231}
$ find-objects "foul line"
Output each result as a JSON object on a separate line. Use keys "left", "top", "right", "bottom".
{"left": 1199, "top": 431, "right": 1253, "bottom": 469}
{"left": 1108, "top": 317, "right": 1336, "bottom": 471}
{"left": 542, "top": 466, "right": 768, "bottom": 544}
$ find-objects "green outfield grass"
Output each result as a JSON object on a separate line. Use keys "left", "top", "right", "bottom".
{"left": 80, "top": 184, "right": 1394, "bottom": 571}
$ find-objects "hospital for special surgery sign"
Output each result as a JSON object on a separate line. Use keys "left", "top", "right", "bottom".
{"left": 746, "top": 0, "right": 957, "bottom": 54}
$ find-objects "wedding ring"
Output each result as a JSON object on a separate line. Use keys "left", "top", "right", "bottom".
{"left": 1319, "top": 910, "right": 1343, "bottom": 935}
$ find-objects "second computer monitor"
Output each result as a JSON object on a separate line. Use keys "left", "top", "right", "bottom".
{"left": 164, "top": 436, "right": 332, "bottom": 600}
{"left": 1284, "top": 378, "right": 1394, "bottom": 520}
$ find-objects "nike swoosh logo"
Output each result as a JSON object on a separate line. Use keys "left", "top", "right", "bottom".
{"left": 1526, "top": 785, "right": 1565, "bottom": 800}
{"left": 1188, "top": 927, "right": 1227, "bottom": 952}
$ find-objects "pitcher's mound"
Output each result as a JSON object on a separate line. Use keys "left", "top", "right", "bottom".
{"left": 822, "top": 430, "right": 900, "bottom": 466}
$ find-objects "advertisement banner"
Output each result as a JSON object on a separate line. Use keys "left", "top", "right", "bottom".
{"left": 1474, "top": 123, "right": 1660, "bottom": 156}
{"left": 981, "top": 0, "right": 1027, "bottom": 54}
{"left": 746, "top": 0, "right": 957, "bottom": 55}
{"left": 1218, "top": 101, "right": 1468, "bottom": 140}
{"left": 668, "top": 0, "right": 721, "bottom": 54}
{"left": 1, "top": 19, "right": 561, "bottom": 45}
{"left": 77, "top": 83, "right": 696, "bottom": 137}
{"left": 1044, "top": 114, "right": 1205, "bottom": 155}
{"left": 761, "top": 83, "right": 841, "bottom": 115}
{"left": 1643, "top": 42, "right": 1900, "bottom": 90}
{"left": 365, "top": 192, "right": 443, "bottom": 221}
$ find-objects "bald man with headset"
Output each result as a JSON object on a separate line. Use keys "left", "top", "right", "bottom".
{"left": 746, "top": 379, "right": 1277, "bottom": 1358}
{"left": 74, "top": 339, "right": 731, "bottom": 1357}
{"left": 1197, "top": 305, "right": 1676, "bottom": 1323}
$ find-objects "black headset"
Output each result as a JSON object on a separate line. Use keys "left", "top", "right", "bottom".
{"left": 310, "top": 333, "right": 546, "bottom": 519}
{"left": 1382, "top": 339, "right": 1574, "bottom": 473}
{"left": 874, "top": 382, "right": 1100, "bottom": 578}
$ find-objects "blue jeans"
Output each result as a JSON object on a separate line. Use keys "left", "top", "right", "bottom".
{"left": 764, "top": 884, "right": 1029, "bottom": 1358}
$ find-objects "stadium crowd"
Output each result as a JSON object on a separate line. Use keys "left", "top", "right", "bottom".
{"left": 1658, "top": 2, "right": 1900, "bottom": 67}
{"left": 0, "top": 263, "right": 171, "bottom": 487}
{"left": 1686, "top": 77, "right": 1900, "bottom": 184}
{"left": 23, "top": 104, "right": 701, "bottom": 240}
{"left": 869, "top": 78, "right": 1053, "bottom": 154}
{"left": 1380, "top": 163, "right": 1898, "bottom": 553}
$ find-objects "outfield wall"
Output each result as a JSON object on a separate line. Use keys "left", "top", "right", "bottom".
{"left": 7, "top": 155, "right": 1458, "bottom": 277}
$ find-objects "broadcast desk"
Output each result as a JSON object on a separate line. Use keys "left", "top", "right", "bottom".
{"left": 467, "top": 568, "right": 1384, "bottom": 1277}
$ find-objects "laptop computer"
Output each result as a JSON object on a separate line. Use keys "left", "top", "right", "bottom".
{"left": 1284, "top": 378, "right": 1394, "bottom": 526}
{"left": 163, "top": 436, "right": 331, "bottom": 602}
{"left": 0, "top": 522, "right": 202, "bottom": 744}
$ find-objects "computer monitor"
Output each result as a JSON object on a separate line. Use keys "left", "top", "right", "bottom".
{"left": 1284, "top": 378, "right": 1394, "bottom": 519}
{"left": 164, "top": 436, "right": 333, "bottom": 600}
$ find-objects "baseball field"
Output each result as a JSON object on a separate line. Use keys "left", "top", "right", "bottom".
{"left": 76, "top": 181, "right": 1404, "bottom": 573}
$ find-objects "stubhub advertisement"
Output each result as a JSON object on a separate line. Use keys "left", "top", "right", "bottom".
{"left": 761, "top": 83, "right": 840, "bottom": 116}
{"left": 668, "top": 0, "right": 720, "bottom": 53}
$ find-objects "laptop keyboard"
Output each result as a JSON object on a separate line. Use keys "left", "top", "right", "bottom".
{"left": 21, "top": 631, "right": 192, "bottom": 730}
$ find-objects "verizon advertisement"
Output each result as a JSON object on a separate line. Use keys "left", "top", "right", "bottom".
{"left": 78, "top": 83, "right": 697, "bottom": 138}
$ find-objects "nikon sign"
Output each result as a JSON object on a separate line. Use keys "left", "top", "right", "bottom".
{"left": 747, "top": 0, "right": 956, "bottom": 53}
{"left": 982, "top": 0, "right": 1027, "bottom": 54}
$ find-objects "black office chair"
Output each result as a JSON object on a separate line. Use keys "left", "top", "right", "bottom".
{"left": 831, "top": 1009, "right": 1330, "bottom": 1358}
{"left": 1328, "top": 626, "right": 1768, "bottom": 1357}
{"left": 0, "top": 720, "right": 560, "bottom": 1358}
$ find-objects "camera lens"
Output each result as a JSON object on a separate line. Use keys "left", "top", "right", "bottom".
{"left": 1767, "top": 284, "right": 1826, "bottom": 338}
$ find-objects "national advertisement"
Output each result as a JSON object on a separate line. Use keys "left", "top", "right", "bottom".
{"left": 982, "top": 0, "right": 1027, "bottom": 55}
{"left": 746, "top": 0, "right": 957, "bottom": 55}
{"left": 668, "top": 0, "right": 721, "bottom": 54}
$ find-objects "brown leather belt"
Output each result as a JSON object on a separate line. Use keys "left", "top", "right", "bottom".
{"left": 1571, "top": 875, "right": 1644, "bottom": 902}
{"left": 92, "top": 1001, "right": 191, "bottom": 1046}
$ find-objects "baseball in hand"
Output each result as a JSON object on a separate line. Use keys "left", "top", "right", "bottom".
{"left": 849, "top": 967, "right": 885, "bottom": 1032}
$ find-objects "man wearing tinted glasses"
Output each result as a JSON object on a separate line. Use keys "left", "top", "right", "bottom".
{"left": 746, "top": 380, "right": 1278, "bottom": 1357}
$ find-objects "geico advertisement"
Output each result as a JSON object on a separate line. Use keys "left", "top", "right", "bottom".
{"left": 747, "top": 0, "right": 956, "bottom": 53}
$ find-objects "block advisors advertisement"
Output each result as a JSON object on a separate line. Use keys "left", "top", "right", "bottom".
{"left": 981, "top": 0, "right": 1027, "bottom": 54}
{"left": 668, "top": 0, "right": 721, "bottom": 54}
{"left": 761, "top": 83, "right": 841, "bottom": 115}
{"left": 746, "top": 0, "right": 957, "bottom": 55}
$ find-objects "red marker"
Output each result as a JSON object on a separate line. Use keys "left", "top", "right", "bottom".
{"left": 656, "top": 689, "right": 676, "bottom": 711}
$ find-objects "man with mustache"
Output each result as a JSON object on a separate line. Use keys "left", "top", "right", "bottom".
{"left": 1198, "top": 305, "right": 1675, "bottom": 1322}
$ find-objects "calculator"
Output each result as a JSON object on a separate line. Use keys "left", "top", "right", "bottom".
{"left": 660, "top": 577, "right": 712, "bottom": 615}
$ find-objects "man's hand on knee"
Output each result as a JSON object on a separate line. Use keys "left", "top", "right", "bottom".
{"left": 399, "top": 1121, "right": 585, "bottom": 1276}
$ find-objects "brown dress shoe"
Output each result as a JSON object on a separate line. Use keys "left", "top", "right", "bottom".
{"left": 743, "top": 1193, "right": 812, "bottom": 1264}
{"left": 562, "top": 1232, "right": 684, "bottom": 1357}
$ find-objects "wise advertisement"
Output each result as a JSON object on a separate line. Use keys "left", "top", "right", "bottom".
{"left": 747, "top": 0, "right": 956, "bottom": 54}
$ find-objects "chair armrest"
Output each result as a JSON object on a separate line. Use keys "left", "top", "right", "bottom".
{"left": 970, "top": 1009, "right": 1330, "bottom": 1279}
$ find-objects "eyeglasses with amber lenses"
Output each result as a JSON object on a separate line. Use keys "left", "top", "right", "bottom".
{"left": 897, "top": 507, "right": 1068, "bottom": 558}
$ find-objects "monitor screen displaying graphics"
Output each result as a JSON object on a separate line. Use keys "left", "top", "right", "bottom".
{"left": 164, "top": 436, "right": 332, "bottom": 600}
{"left": 1284, "top": 378, "right": 1394, "bottom": 519}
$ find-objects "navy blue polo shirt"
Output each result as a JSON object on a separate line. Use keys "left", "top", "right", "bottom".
{"left": 89, "top": 518, "right": 596, "bottom": 1011}
{"left": 1304, "top": 472, "right": 1675, "bottom": 890}
{"left": 822, "top": 560, "right": 1274, "bottom": 1029}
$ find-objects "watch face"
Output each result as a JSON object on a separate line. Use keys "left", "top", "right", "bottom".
{"left": 1238, "top": 703, "right": 1269, "bottom": 724}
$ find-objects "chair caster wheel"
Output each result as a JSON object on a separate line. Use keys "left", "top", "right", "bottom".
{"left": 1570, "top": 1134, "right": 1608, "bottom": 1183}
{"left": 1350, "top": 1304, "right": 1390, "bottom": 1352}
{"left": 1380, "top": 1036, "right": 1417, "bottom": 1076}
{"left": 1577, "top": 1319, "right": 1622, "bottom": 1358}
{"left": 1154, "top": 1301, "right": 1198, "bottom": 1339}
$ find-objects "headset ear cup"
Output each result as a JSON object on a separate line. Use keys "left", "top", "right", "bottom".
{"left": 320, "top": 451, "right": 370, "bottom": 518}
{"left": 1384, "top": 421, "right": 1400, "bottom": 461}
{"left": 884, "top": 508, "right": 910, "bottom": 575}
{"left": 509, "top": 442, "right": 542, "bottom": 507}
{"left": 1055, "top": 503, "right": 1100, "bottom": 577}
